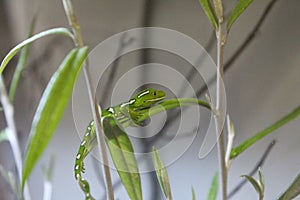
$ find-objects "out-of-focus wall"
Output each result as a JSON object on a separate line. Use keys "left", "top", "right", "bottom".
{"left": 1, "top": 0, "right": 300, "bottom": 199}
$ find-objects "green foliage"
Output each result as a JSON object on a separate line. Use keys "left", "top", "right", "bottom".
{"left": 102, "top": 116, "right": 142, "bottom": 200}
{"left": 278, "top": 173, "right": 300, "bottom": 200}
{"left": 207, "top": 172, "right": 218, "bottom": 200}
{"left": 258, "top": 170, "right": 265, "bottom": 194}
{"left": 152, "top": 147, "right": 173, "bottom": 200}
{"left": 192, "top": 187, "right": 196, "bottom": 200}
{"left": 74, "top": 95, "right": 211, "bottom": 199}
{"left": 0, "top": 28, "right": 73, "bottom": 75}
{"left": 21, "top": 47, "right": 88, "bottom": 190}
{"left": 241, "top": 169, "right": 264, "bottom": 200}
{"left": 198, "top": 0, "right": 218, "bottom": 29}
{"left": 227, "top": 0, "right": 254, "bottom": 31}
{"left": 0, "top": 1, "right": 298, "bottom": 200}
{"left": 230, "top": 105, "right": 300, "bottom": 159}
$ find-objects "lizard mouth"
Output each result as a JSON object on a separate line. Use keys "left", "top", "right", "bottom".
{"left": 146, "top": 95, "right": 165, "bottom": 103}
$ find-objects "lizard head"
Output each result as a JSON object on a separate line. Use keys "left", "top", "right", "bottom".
{"left": 129, "top": 88, "right": 166, "bottom": 111}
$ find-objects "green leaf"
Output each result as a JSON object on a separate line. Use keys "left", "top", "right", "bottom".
{"left": 227, "top": 0, "right": 254, "bottom": 31}
{"left": 230, "top": 105, "right": 300, "bottom": 159}
{"left": 207, "top": 172, "right": 218, "bottom": 200}
{"left": 21, "top": 47, "right": 88, "bottom": 190}
{"left": 278, "top": 173, "right": 300, "bottom": 200}
{"left": 0, "top": 27, "right": 73, "bottom": 75}
{"left": 0, "top": 129, "right": 8, "bottom": 143}
{"left": 9, "top": 16, "right": 36, "bottom": 102}
{"left": 242, "top": 175, "right": 262, "bottom": 194}
{"left": 152, "top": 147, "right": 172, "bottom": 200}
{"left": 198, "top": 0, "right": 218, "bottom": 30}
{"left": 103, "top": 116, "right": 142, "bottom": 200}
{"left": 192, "top": 187, "right": 196, "bottom": 200}
{"left": 258, "top": 170, "right": 265, "bottom": 193}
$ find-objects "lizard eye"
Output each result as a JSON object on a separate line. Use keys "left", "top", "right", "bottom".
{"left": 153, "top": 91, "right": 156, "bottom": 96}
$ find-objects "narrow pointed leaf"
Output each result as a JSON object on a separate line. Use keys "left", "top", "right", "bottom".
{"left": 22, "top": 47, "right": 88, "bottom": 190}
{"left": 207, "top": 172, "right": 218, "bottom": 200}
{"left": 192, "top": 187, "right": 196, "bottom": 200}
{"left": 278, "top": 173, "right": 300, "bottom": 200}
{"left": 241, "top": 175, "right": 262, "bottom": 195}
{"left": 227, "top": 0, "right": 254, "bottom": 31}
{"left": 103, "top": 116, "right": 142, "bottom": 200}
{"left": 230, "top": 105, "right": 300, "bottom": 159}
{"left": 258, "top": 170, "right": 265, "bottom": 193}
{"left": 198, "top": 0, "right": 218, "bottom": 29}
{"left": 152, "top": 147, "right": 172, "bottom": 200}
{"left": 0, "top": 28, "right": 73, "bottom": 75}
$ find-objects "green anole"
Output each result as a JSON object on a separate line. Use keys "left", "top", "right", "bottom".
{"left": 74, "top": 88, "right": 211, "bottom": 199}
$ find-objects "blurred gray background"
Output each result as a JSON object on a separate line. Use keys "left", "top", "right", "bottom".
{"left": 0, "top": 0, "right": 300, "bottom": 199}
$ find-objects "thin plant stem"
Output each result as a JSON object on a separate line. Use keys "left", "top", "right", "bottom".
{"left": 62, "top": 0, "right": 114, "bottom": 199}
{"left": 83, "top": 63, "right": 115, "bottom": 200}
{"left": 214, "top": 3, "right": 227, "bottom": 199}
{"left": 42, "top": 156, "right": 55, "bottom": 200}
{"left": 197, "top": 0, "right": 280, "bottom": 97}
{"left": 61, "top": 0, "right": 83, "bottom": 47}
{"left": 152, "top": 0, "right": 279, "bottom": 137}
{"left": 42, "top": 181, "right": 52, "bottom": 200}
{"left": 0, "top": 76, "right": 31, "bottom": 200}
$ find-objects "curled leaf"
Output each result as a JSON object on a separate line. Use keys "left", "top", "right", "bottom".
{"left": 0, "top": 28, "right": 73, "bottom": 75}
{"left": 241, "top": 170, "right": 264, "bottom": 200}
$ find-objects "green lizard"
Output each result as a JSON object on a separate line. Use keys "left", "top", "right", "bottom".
{"left": 74, "top": 88, "right": 211, "bottom": 199}
{"left": 74, "top": 88, "right": 165, "bottom": 199}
